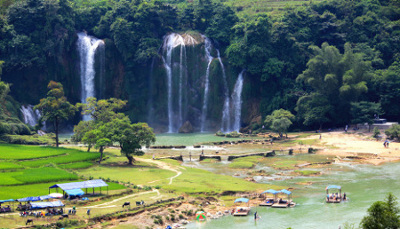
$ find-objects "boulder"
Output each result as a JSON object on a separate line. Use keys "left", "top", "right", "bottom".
{"left": 179, "top": 121, "right": 194, "bottom": 133}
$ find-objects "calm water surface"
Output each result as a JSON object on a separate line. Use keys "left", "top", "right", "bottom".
{"left": 186, "top": 162, "right": 400, "bottom": 229}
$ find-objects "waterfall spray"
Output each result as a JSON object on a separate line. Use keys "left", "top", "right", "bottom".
{"left": 232, "top": 70, "right": 245, "bottom": 132}
{"left": 200, "top": 36, "right": 214, "bottom": 132}
{"left": 77, "top": 32, "right": 104, "bottom": 121}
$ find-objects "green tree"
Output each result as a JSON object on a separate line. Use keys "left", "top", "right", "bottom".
{"left": 296, "top": 42, "right": 372, "bottom": 125}
{"left": 264, "top": 109, "right": 295, "bottom": 138}
{"left": 35, "top": 81, "right": 77, "bottom": 147}
{"left": 350, "top": 101, "right": 382, "bottom": 132}
{"left": 385, "top": 124, "right": 400, "bottom": 140}
{"left": 360, "top": 193, "right": 400, "bottom": 229}
{"left": 106, "top": 116, "right": 155, "bottom": 165}
{"left": 296, "top": 94, "right": 332, "bottom": 130}
{"left": 71, "top": 120, "right": 95, "bottom": 151}
{"left": 373, "top": 127, "right": 381, "bottom": 139}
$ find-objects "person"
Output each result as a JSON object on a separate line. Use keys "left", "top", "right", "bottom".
{"left": 345, "top": 125, "right": 348, "bottom": 132}
{"left": 87, "top": 209, "right": 90, "bottom": 215}
{"left": 201, "top": 149, "right": 204, "bottom": 156}
{"left": 387, "top": 141, "right": 390, "bottom": 148}
{"left": 384, "top": 140, "right": 388, "bottom": 148}
{"left": 319, "top": 134, "right": 322, "bottom": 139}
{"left": 343, "top": 193, "right": 347, "bottom": 200}
{"left": 254, "top": 211, "right": 258, "bottom": 220}
{"left": 152, "top": 154, "right": 155, "bottom": 160}
{"left": 270, "top": 138, "right": 273, "bottom": 145}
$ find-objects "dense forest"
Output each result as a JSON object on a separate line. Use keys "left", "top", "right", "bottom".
{"left": 0, "top": 0, "right": 400, "bottom": 133}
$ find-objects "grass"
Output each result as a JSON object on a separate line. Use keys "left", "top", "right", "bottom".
{"left": 0, "top": 181, "right": 126, "bottom": 199}
{"left": 295, "top": 170, "right": 320, "bottom": 176}
{"left": 163, "top": 166, "right": 282, "bottom": 194}
{"left": 0, "top": 144, "right": 70, "bottom": 160}
{"left": 0, "top": 161, "right": 23, "bottom": 170}
{"left": 59, "top": 162, "right": 94, "bottom": 169}
{"left": 18, "top": 151, "right": 100, "bottom": 167}
{"left": 78, "top": 162, "right": 176, "bottom": 186}
{"left": 228, "top": 161, "right": 255, "bottom": 169}
{"left": 0, "top": 167, "right": 78, "bottom": 185}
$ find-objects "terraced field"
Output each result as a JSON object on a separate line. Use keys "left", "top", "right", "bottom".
{"left": 0, "top": 144, "right": 125, "bottom": 199}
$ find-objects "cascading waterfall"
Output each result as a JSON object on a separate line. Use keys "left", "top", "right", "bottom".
{"left": 77, "top": 32, "right": 104, "bottom": 121}
{"left": 200, "top": 36, "right": 213, "bottom": 132}
{"left": 217, "top": 50, "right": 231, "bottom": 132}
{"left": 231, "top": 70, "right": 245, "bottom": 132}
{"left": 162, "top": 33, "right": 188, "bottom": 133}
{"left": 20, "top": 105, "right": 41, "bottom": 127}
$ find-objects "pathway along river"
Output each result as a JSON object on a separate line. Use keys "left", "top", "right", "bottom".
{"left": 186, "top": 161, "right": 400, "bottom": 229}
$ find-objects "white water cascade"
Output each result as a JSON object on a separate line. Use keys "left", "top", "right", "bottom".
{"left": 200, "top": 36, "right": 214, "bottom": 132}
{"left": 77, "top": 32, "right": 104, "bottom": 121}
{"left": 217, "top": 50, "right": 231, "bottom": 132}
{"left": 162, "top": 33, "right": 193, "bottom": 133}
{"left": 20, "top": 105, "right": 41, "bottom": 127}
{"left": 231, "top": 70, "right": 245, "bottom": 132}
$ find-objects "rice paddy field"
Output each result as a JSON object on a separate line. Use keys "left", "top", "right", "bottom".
{"left": 0, "top": 144, "right": 126, "bottom": 199}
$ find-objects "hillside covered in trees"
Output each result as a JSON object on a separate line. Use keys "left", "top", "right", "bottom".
{"left": 0, "top": 0, "right": 400, "bottom": 132}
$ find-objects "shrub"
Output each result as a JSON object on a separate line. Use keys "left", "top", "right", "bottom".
{"left": 385, "top": 124, "right": 400, "bottom": 139}
{"left": 373, "top": 127, "right": 381, "bottom": 139}
{"left": 215, "top": 131, "right": 225, "bottom": 137}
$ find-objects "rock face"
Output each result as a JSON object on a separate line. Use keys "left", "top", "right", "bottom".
{"left": 179, "top": 121, "right": 194, "bottom": 133}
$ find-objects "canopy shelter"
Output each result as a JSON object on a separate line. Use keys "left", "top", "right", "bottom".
{"left": 30, "top": 200, "right": 64, "bottom": 209}
{"left": 17, "top": 195, "right": 53, "bottom": 202}
{"left": 279, "top": 189, "right": 292, "bottom": 202}
{"left": 326, "top": 185, "right": 342, "bottom": 203}
{"left": 65, "top": 189, "right": 85, "bottom": 196}
{"left": 49, "top": 179, "right": 108, "bottom": 196}
{"left": 234, "top": 198, "right": 249, "bottom": 203}
{"left": 261, "top": 189, "right": 280, "bottom": 195}
{"left": 0, "top": 199, "right": 14, "bottom": 213}
{"left": 0, "top": 199, "right": 14, "bottom": 204}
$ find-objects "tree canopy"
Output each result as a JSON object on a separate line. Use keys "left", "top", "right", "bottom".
{"left": 34, "top": 81, "right": 77, "bottom": 147}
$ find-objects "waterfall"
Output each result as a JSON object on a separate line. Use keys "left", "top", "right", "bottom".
{"left": 217, "top": 50, "right": 231, "bottom": 132}
{"left": 200, "top": 36, "right": 213, "bottom": 132}
{"left": 162, "top": 33, "right": 188, "bottom": 133}
{"left": 20, "top": 105, "right": 40, "bottom": 127}
{"left": 231, "top": 70, "right": 245, "bottom": 132}
{"left": 77, "top": 32, "right": 104, "bottom": 121}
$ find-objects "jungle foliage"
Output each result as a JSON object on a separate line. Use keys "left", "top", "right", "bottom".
{"left": 0, "top": 0, "right": 400, "bottom": 130}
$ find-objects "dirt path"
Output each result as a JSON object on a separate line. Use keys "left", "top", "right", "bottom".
{"left": 83, "top": 190, "right": 159, "bottom": 209}
{"left": 135, "top": 158, "right": 184, "bottom": 185}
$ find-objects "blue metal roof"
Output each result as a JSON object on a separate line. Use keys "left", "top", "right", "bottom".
{"left": 234, "top": 198, "right": 249, "bottom": 203}
{"left": 31, "top": 200, "right": 64, "bottom": 209}
{"left": 261, "top": 189, "right": 280, "bottom": 195}
{"left": 65, "top": 189, "right": 85, "bottom": 196}
{"left": 326, "top": 185, "right": 341, "bottom": 190}
{"left": 17, "top": 195, "right": 54, "bottom": 202}
{"left": 49, "top": 179, "right": 108, "bottom": 190}
{"left": 0, "top": 199, "right": 14, "bottom": 203}
{"left": 279, "top": 189, "right": 292, "bottom": 195}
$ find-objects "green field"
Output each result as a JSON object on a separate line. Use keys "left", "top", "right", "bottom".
{"left": 0, "top": 144, "right": 69, "bottom": 159}
{"left": 0, "top": 167, "right": 78, "bottom": 185}
{"left": 18, "top": 151, "right": 100, "bottom": 167}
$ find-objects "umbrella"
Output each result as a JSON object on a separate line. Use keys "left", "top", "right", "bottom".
{"left": 195, "top": 211, "right": 206, "bottom": 221}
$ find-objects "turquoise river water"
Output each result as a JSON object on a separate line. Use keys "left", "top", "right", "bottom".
{"left": 185, "top": 161, "right": 400, "bottom": 229}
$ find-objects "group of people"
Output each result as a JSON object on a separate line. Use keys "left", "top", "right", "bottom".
{"left": 19, "top": 208, "right": 64, "bottom": 217}
{"left": 384, "top": 140, "right": 390, "bottom": 148}
{"left": 327, "top": 193, "right": 347, "bottom": 201}
{"left": 0, "top": 204, "right": 11, "bottom": 213}
{"left": 17, "top": 202, "right": 32, "bottom": 211}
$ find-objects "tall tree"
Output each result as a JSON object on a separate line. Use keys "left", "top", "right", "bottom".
{"left": 360, "top": 193, "right": 400, "bottom": 229}
{"left": 264, "top": 109, "right": 295, "bottom": 138}
{"left": 350, "top": 101, "right": 382, "bottom": 132}
{"left": 35, "top": 81, "right": 77, "bottom": 147}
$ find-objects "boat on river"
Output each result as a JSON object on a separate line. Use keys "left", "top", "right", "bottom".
{"left": 326, "top": 185, "right": 347, "bottom": 203}
{"left": 271, "top": 189, "right": 296, "bottom": 208}
{"left": 232, "top": 198, "right": 250, "bottom": 216}
{"left": 259, "top": 189, "right": 279, "bottom": 206}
